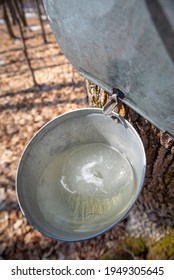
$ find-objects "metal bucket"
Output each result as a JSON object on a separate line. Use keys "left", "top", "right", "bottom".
{"left": 16, "top": 108, "right": 146, "bottom": 241}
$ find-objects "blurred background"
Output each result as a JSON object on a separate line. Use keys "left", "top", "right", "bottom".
{"left": 0, "top": 0, "right": 174, "bottom": 260}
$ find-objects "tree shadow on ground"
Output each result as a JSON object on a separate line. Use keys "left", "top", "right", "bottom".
{"left": 0, "top": 62, "right": 68, "bottom": 78}
{"left": 0, "top": 81, "right": 84, "bottom": 99}
{"left": 0, "top": 81, "right": 86, "bottom": 111}
{"left": 0, "top": 41, "right": 55, "bottom": 56}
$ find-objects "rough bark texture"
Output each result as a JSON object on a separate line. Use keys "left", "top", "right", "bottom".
{"left": 86, "top": 79, "right": 108, "bottom": 108}
{"left": 125, "top": 108, "right": 174, "bottom": 238}
{"left": 86, "top": 80, "right": 174, "bottom": 259}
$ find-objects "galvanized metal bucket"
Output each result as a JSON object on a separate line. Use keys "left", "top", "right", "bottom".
{"left": 16, "top": 108, "right": 146, "bottom": 241}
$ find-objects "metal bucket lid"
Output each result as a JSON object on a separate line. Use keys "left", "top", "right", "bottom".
{"left": 44, "top": 0, "right": 174, "bottom": 136}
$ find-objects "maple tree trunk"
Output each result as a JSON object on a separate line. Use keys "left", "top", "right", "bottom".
{"left": 35, "top": 0, "right": 47, "bottom": 44}
{"left": 86, "top": 80, "right": 174, "bottom": 259}
{"left": 2, "top": 1, "right": 17, "bottom": 39}
{"left": 6, "top": 0, "right": 17, "bottom": 25}
{"left": 17, "top": 0, "right": 28, "bottom": 27}
{"left": 85, "top": 80, "right": 108, "bottom": 108}
{"left": 7, "top": 0, "right": 38, "bottom": 86}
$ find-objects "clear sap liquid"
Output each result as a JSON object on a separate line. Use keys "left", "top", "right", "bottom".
{"left": 37, "top": 143, "right": 136, "bottom": 231}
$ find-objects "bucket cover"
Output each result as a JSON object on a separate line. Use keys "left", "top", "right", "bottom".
{"left": 44, "top": 0, "right": 174, "bottom": 136}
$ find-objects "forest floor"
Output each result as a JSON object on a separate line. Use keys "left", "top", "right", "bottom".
{"left": 0, "top": 11, "right": 174, "bottom": 260}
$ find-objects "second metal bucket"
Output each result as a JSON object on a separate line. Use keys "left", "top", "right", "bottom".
{"left": 16, "top": 108, "right": 146, "bottom": 241}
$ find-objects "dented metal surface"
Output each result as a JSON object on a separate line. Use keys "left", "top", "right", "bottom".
{"left": 44, "top": 0, "right": 174, "bottom": 136}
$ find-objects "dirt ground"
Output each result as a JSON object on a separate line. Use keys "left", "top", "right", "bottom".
{"left": 1, "top": 9, "right": 174, "bottom": 260}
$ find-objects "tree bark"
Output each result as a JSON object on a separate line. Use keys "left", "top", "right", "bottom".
{"left": 86, "top": 79, "right": 108, "bottom": 108}
{"left": 86, "top": 80, "right": 174, "bottom": 252}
